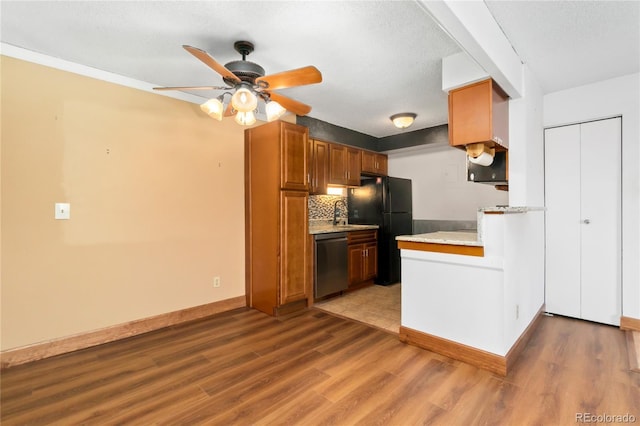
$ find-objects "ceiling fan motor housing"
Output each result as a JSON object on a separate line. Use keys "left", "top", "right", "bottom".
{"left": 223, "top": 60, "right": 265, "bottom": 85}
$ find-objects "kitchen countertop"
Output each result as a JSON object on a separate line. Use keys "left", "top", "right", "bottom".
{"left": 309, "top": 223, "right": 379, "bottom": 235}
{"left": 479, "top": 206, "right": 545, "bottom": 214}
{"left": 396, "top": 231, "right": 482, "bottom": 247}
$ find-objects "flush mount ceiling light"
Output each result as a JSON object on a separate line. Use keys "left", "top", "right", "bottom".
{"left": 154, "top": 41, "right": 323, "bottom": 126}
{"left": 390, "top": 113, "right": 417, "bottom": 129}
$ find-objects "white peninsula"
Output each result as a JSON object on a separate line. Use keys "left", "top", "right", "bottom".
{"left": 396, "top": 207, "right": 545, "bottom": 375}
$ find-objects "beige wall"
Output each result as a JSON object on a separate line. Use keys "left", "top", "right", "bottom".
{"left": 1, "top": 56, "right": 246, "bottom": 350}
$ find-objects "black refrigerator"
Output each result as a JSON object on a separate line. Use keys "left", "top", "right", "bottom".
{"left": 348, "top": 176, "right": 413, "bottom": 285}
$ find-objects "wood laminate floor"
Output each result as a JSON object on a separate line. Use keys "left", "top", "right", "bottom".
{"left": 1, "top": 308, "right": 638, "bottom": 425}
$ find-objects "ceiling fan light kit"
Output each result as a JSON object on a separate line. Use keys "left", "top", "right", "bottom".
{"left": 265, "top": 99, "right": 287, "bottom": 122}
{"left": 235, "top": 110, "right": 257, "bottom": 126}
{"left": 200, "top": 96, "right": 225, "bottom": 121}
{"left": 231, "top": 85, "right": 258, "bottom": 112}
{"left": 154, "top": 40, "right": 322, "bottom": 126}
{"left": 390, "top": 112, "right": 417, "bottom": 129}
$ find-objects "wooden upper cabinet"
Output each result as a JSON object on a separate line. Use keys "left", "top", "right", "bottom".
{"left": 280, "top": 122, "right": 309, "bottom": 191}
{"left": 448, "top": 78, "right": 509, "bottom": 149}
{"left": 329, "top": 144, "right": 361, "bottom": 186}
{"left": 346, "top": 147, "right": 361, "bottom": 186}
{"left": 328, "top": 144, "right": 348, "bottom": 185}
{"left": 309, "top": 139, "right": 329, "bottom": 194}
{"left": 361, "top": 151, "right": 388, "bottom": 176}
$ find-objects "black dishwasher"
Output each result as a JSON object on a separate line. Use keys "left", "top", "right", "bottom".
{"left": 314, "top": 232, "right": 348, "bottom": 298}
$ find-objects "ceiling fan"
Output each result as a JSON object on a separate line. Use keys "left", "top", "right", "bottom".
{"left": 153, "top": 41, "right": 322, "bottom": 125}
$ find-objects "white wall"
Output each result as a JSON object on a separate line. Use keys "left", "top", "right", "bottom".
{"left": 508, "top": 66, "right": 545, "bottom": 207}
{"left": 503, "top": 211, "right": 545, "bottom": 349}
{"left": 543, "top": 72, "right": 640, "bottom": 320}
{"left": 387, "top": 144, "right": 508, "bottom": 221}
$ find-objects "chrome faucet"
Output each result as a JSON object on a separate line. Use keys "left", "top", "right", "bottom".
{"left": 333, "top": 199, "right": 348, "bottom": 225}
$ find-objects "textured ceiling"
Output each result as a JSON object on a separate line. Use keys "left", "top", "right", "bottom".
{"left": 1, "top": 1, "right": 638, "bottom": 138}
{"left": 485, "top": 0, "right": 640, "bottom": 93}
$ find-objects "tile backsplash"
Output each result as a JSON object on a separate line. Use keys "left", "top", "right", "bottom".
{"left": 309, "top": 195, "right": 348, "bottom": 223}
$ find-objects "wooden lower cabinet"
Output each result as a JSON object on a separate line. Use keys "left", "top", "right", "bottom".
{"left": 347, "top": 230, "right": 378, "bottom": 288}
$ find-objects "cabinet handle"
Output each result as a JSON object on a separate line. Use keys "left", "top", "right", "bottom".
{"left": 583, "top": 219, "right": 591, "bottom": 224}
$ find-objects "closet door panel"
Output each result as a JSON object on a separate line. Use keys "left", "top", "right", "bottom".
{"left": 544, "top": 125, "right": 582, "bottom": 318}
{"left": 579, "top": 118, "right": 621, "bottom": 325}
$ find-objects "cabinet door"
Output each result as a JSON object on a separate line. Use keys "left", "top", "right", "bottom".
{"left": 361, "top": 151, "right": 377, "bottom": 174}
{"left": 329, "top": 144, "right": 347, "bottom": 185}
{"left": 281, "top": 123, "right": 309, "bottom": 191}
{"left": 307, "top": 137, "right": 314, "bottom": 190}
{"left": 311, "top": 140, "right": 329, "bottom": 194}
{"left": 363, "top": 242, "right": 378, "bottom": 281}
{"left": 375, "top": 154, "right": 388, "bottom": 176}
{"left": 362, "top": 152, "right": 388, "bottom": 176}
{"left": 348, "top": 244, "right": 364, "bottom": 287}
{"left": 280, "top": 190, "right": 308, "bottom": 305}
{"left": 346, "top": 148, "right": 361, "bottom": 186}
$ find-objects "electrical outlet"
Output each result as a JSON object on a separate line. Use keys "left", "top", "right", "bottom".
{"left": 213, "top": 276, "right": 221, "bottom": 288}
{"left": 516, "top": 304, "right": 520, "bottom": 319}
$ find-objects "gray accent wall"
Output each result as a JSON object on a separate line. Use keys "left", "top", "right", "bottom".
{"left": 298, "top": 116, "right": 448, "bottom": 152}
{"left": 297, "top": 116, "right": 377, "bottom": 150}
{"left": 413, "top": 219, "right": 477, "bottom": 234}
{"left": 377, "top": 124, "right": 449, "bottom": 152}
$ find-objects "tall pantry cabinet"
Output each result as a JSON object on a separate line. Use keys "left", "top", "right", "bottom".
{"left": 245, "top": 121, "right": 310, "bottom": 316}
{"left": 544, "top": 117, "right": 621, "bottom": 326}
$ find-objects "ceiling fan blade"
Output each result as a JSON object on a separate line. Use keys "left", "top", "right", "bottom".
{"left": 153, "top": 86, "right": 230, "bottom": 91}
{"left": 268, "top": 92, "right": 312, "bottom": 116}
{"left": 256, "top": 66, "right": 322, "bottom": 90}
{"left": 183, "top": 45, "right": 241, "bottom": 84}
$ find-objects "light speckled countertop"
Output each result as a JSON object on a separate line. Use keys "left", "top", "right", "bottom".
{"left": 309, "top": 224, "right": 379, "bottom": 235}
{"left": 396, "top": 231, "right": 482, "bottom": 247}
{"left": 479, "top": 206, "right": 545, "bottom": 214}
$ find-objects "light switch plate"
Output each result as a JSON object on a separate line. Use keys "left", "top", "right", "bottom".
{"left": 55, "top": 203, "right": 70, "bottom": 220}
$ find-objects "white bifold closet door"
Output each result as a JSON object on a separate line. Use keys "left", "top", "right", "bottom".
{"left": 544, "top": 117, "right": 621, "bottom": 326}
